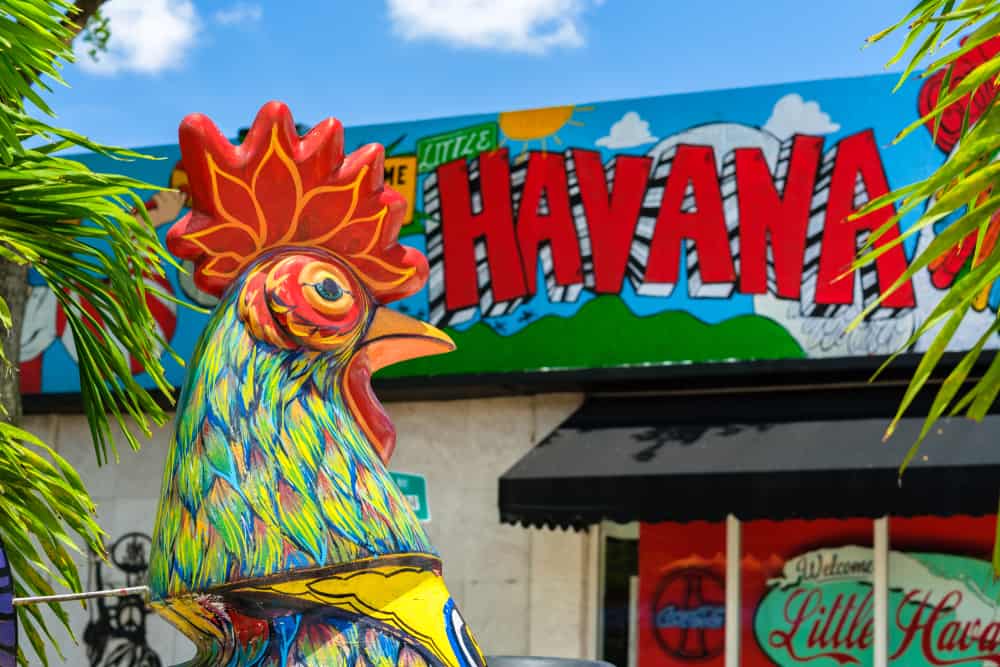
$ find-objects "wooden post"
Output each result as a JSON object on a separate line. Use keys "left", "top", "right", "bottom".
{"left": 725, "top": 515, "right": 741, "bottom": 667}
{"left": 873, "top": 516, "right": 889, "bottom": 667}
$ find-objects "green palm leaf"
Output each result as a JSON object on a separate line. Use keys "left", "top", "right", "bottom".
{"left": 857, "top": 0, "right": 1000, "bottom": 570}
{"left": 0, "top": 2, "right": 180, "bottom": 664}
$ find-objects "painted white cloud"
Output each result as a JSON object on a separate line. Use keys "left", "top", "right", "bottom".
{"left": 214, "top": 3, "right": 262, "bottom": 26}
{"left": 763, "top": 93, "right": 840, "bottom": 139}
{"left": 386, "top": 0, "right": 598, "bottom": 54}
{"left": 596, "top": 111, "right": 658, "bottom": 149}
{"left": 76, "top": 0, "right": 199, "bottom": 76}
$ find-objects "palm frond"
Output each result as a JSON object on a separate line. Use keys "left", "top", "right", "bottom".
{"left": 0, "top": 1, "right": 182, "bottom": 664}
{"left": 857, "top": 0, "right": 1000, "bottom": 553}
{"left": 0, "top": 411, "right": 106, "bottom": 666}
{"left": 0, "top": 123, "right": 179, "bottom": 461}
{"left": 0, "top": 1, "right": 75, "bottom": 164}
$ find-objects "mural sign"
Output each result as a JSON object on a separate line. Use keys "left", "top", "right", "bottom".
{"left": 639, "top": 516, "right": 1000, "bottom": 666}
{"left": 22, "top": 46, "right": 1000, "bottom": 395}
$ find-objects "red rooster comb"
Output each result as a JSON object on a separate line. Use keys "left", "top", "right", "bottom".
{"left": 167, "top": 101, "right": 427, "bottom": 303}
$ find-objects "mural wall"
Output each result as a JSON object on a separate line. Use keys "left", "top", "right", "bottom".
{"left": 21, "top": 48, "right": 1000, "bottom": 394}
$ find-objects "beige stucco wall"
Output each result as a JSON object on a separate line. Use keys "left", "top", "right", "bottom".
{"left": 19, "top": 393, "right": 595, "bottom": 665}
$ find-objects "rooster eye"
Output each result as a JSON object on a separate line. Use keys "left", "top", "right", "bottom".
{"left": 314, "top": 277, "right": 344, "bottom": 301}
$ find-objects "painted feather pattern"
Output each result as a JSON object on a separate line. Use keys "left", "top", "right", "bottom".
{"left": 147, "top": 103, "right": 485, "bottom": 667}
{"left": 149, "top": 283, "right": 433, "bottom": 599}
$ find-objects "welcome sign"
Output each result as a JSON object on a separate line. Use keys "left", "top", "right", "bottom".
{"left": 639, "top": 517, "right": 1000, "bottom": 667}
{"left": 759, "top": 547, "right": 1000, "bottom": 665}
{"left": 21, "top": 43, "right": 1000, "bottom": 395}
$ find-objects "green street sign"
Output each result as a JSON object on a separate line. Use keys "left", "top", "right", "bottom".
{"left": 390, "top": 471, "right": 430, "bottom": 522}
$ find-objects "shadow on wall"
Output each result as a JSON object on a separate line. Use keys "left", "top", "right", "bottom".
{"left": 83, "top": 532, "right": 161, "bottom": 667}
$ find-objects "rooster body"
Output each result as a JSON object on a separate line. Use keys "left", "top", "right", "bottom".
{"left": 147, "top": 104, "right": 485, "bottom": 667}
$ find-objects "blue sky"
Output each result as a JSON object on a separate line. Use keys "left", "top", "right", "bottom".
{"left": 44, "top": 0, "right": 916, "bottom": 148}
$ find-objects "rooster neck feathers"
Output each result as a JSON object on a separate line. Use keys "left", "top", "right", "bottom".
{"left": 148, "top": 285, "right": 433, "bottom": 601}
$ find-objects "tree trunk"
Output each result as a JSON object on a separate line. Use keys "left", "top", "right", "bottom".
{"left": 62, "top": 0, "right": 108, "bottom": 45}
{"left": 0, "top": 260, "right": 27, "bottom": 424}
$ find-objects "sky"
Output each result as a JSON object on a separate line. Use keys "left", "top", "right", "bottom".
{"left": 42, "top": 0, "right": 917, "bottom": 149}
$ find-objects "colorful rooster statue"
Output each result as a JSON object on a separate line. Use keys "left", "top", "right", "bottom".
{"left": 147, "top": 102, "right": 487, "bottom": 667}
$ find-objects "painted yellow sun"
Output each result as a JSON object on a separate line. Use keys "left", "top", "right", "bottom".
{"left": 497, "top": 104, "right": 593, "bottom": 159}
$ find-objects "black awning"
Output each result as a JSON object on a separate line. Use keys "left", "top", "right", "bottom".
{"left": 499, "top": 392, "right": 1000, "bottom": 529}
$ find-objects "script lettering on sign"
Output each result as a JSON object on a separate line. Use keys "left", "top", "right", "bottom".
{"left": 756, "top": 547, "right": 1000, "bottom": 665}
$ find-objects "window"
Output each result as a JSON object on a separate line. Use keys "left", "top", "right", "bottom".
{"left": 603, "top": 515, "right": 999, "bottom": 666}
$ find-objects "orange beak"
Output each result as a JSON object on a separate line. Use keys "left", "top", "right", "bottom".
{"left": 359, "top": 306, "right": 455, "bottom": 372}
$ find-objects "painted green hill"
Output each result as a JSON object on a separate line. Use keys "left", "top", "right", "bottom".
{"left": 377, "top": 296, "right": 804, "bottom": 378}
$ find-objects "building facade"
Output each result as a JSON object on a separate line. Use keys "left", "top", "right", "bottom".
{"left": 20, "top": 52, "right": 1000, "bottom": 666}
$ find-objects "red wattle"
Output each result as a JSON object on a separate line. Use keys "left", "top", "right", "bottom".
{"left": 343, "top": 351, "right": 395, "bottom": 465}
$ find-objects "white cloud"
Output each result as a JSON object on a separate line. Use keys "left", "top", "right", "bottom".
{"left": 76, "top": 0, "right": 199, "bottom": 76}
{"left": 596, "top": 111, "right": 657, "bottom": 149}
{"left": 763, "top": 93, "right": 840, "bottom": 139}
{"left": 386, "top": 0, "right": 598, "bottom": 54}
{"left": 214, "top": 3, "right": 262, "bottom": 26}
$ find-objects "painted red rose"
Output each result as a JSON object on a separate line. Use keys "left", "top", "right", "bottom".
{"left": 918, "top": 35, "right": 1000, "bottom": 154}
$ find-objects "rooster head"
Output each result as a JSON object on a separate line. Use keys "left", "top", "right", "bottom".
{"left": 167, "top": 101, "right": 453, "bottom": 464}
